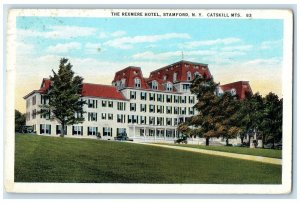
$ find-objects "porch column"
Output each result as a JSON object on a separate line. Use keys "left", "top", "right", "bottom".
{"left": 133, "top": 125, "right": 136, "bottom": 138}
{"left": 154, "top": 127, "right": 156, "bottom": 141}
{"left": 164, "top": 128, "right": 166, "bottom": 140}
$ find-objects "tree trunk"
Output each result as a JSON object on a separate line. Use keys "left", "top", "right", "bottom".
{"left": 205, "top": 137, "right": 210, "bottom": 146}
{"left": 241, "top": 136, "right": 244, "bottom": 144}
{"left": 226, "top": 138, "right": 229, "bottom": 146}
{"left": 61, "top": 123, "right": 65, "bottom": 137}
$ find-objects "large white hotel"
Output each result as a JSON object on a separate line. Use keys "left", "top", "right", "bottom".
{"left": 24, "top": 60, "right": 252, "bottom": 142}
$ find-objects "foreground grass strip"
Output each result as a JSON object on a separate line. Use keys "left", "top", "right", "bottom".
{"left": 146, "top": 143, "right": 281, "bottom": 165}
{"left": 158, "top": 143, "right": 282, "bottom": 159}
{"left": 15, "top": 134, "right": 281, "bottom": 184}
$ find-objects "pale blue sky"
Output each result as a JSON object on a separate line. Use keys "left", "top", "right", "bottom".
{"left": 16, "top": 16, "right": 283, "bottom": 112}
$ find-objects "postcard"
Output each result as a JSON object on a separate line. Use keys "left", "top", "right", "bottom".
{"left": 4, "top": 9, "right": 293, "bottom": 194}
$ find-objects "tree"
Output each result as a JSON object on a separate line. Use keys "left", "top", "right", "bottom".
{"left": 40, "top": 58, "right": 86, "bottom": 137}
{"left": 217, "top": 92, "right": 242, "bottom": 145}
{"left": 178, "top": 76, "right": 222, "bottom": 146}
{"left": 260, "top": 92, "right": 283, "bottom": 147}
{"left": 15, "top": 109, "right": 26, "bottom": 132}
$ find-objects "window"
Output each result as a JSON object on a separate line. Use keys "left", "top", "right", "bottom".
{"left": 181, "top": 96, "right": 186, "bottom": 103}
{"left": 149, "top": 93, "right": 155, "bottom": 101}
{"left": 174, "top": 118, "right": 178, "bottom": 125}
{"left": 174, "top": 107, "right": 179, "bottom": 114}
{"left": 130, "top": 91, "right": 136, "bottom": 99}
{"left": 26, "top": 99, "right": 30, "bottom": 107}
{"left": 149, "top": 117, "right": 155, "bottom": 125}
{"left": 41, "top": 95, "right": 48, "bottom": 104}
{"left": 88, "top": 99, "right": 98, "bottom": 108}
{"left": 108, "top": 113, "right": 113, "bottom": 120}
{"left": 174, "top": 95, "right": 179, "bottom": 103}
{"left": 102, "top": 100, "right": 107, "bottom": 107}
{"left": 166, "top": 82, "right": 173, "bottom": 91}
{"left": 140, "top": 92, "right": 147, "bottom": 100}
{"left": 108, "top": 101, "right": 113, "bottom": 108}
{"left": 163, "top": 75, "right": 167, "bottom": 80}
{"left": 194, "top": 71, "right": 201, "bottom": 78}
{"left": 166, "top": 118, "right": 172, "bottom": 126}
{"left": 32, "top": 96, "right": 36, "bottom": 105}
{"left": 56, "top": 125, "right": 67, "bottom": 135}
{"left": 32, "top": 109, "right": 36, "bottom": 119}
{"left": 157, "top": 94, "right": 163, "bottom": 102}
{"left": 134, "top": 78, "right": 141, "bottom": 88}
{"left": 117, "top": 128, "right": 126, "bottom": 136}
{"left": 26, "top": 112, "right": 30, "bottom": 121}
{"left": 189, "top": 107, "right": 194, "bottom": 115}
{"left": 152, "top": 80, "right": 158, "bottom": 90}
{"left": 40, "top": 124, "right": 51, "bottom": 135}
{"left": 182, "top": 84, "right": 190, "bottom": 91}
{"left": 103, "top": 127, "right": 112, "bottom": 137}
{"left": 149, "top": 105, "right": 155, "bottom": 113}
{"left": 166, "top": 95, "right": 172, "bottom": 103}
{"left": 130, "top": 103, "right": 136, "bottom": 111}
{"left": 189, "top": 96, "right": 195, "bottom": 104}
{"left": 187, "top": 71, "right": 192, "bottom": 81}
{"left": 140, "top": 104, "right": 147, "bottom": 112}
{"left": 117, "top": 114, "right": 125, "bottom": 123}
{"left": 117, "top": 102, "right": 126, "bottom": 111}
{"left": 72, "top": 126, "right": 83, "bottom": 136}
{"left": 102, "top": 113, "right": 107, "bottom": 120}
{"left": 40, "top": 109, "right": 50, "bottom": 119}
{"left": 75, "top": 112, "right": 83, "bottom": 119}
{"left": 157, "top": 105, "right": 164, "bottom": 114}
{"left": 166, "top": 106, "right": 172, "bottom": 114}
{"left": 157, "top": 117, "right": 164, "bottom": 126}
{"left": 88, "top": 112, "right": 97, "bottom": 121}
{"left": 88, "top": 127, "right": 98, "bottom": 136}
{"left": 173, "top": 72, "right": 177, "bottom": 82}
{"left": 140, "top": 116, "right": 146, "bottom": 124}
{"left": 181, "top": 107, "right": 186, "bottom": 115}
{"left": 128, "top": 115, "right": 138, "bottom": 124}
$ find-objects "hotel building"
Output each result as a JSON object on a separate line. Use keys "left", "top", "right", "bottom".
{"left": 23, "top": 60, "right": 252, "bottom": 142}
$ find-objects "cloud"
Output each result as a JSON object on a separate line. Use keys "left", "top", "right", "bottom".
{"left": 98, "top": 30, "right": 127, "bottom": 39}
{"left": 17, "top": 26, "right": 97, "bottom": 39}
{"left": 181, "top": 37, "right": 242, "bottom": 49}
{"left": 221, "top": 45, "right": 253, "bottom": 51}
{"left": 260, "top": 40, "right": 283, "bottom": 50}
{"left": 46, "top": 42, "right": 81, "bottom": 53}
{"left": 104, "top": 33, "right": 191, "bottom": 49}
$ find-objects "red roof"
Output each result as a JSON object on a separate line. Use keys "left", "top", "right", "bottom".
{"left": 36, "top": 79, "right": 126, "bottom": 100}
{"left": 220, "top": 81, "right": 252, "bottom": 100}
{"left": 112, "top": 66, "right": 149, "bottom": 89}
{"left": 81, "top": 83, "right": 126, "bottom": 100}
{"left": 149, "top": 60, "right": 212, "bottom": 83}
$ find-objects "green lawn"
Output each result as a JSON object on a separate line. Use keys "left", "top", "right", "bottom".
{"left": 160, "top": 144, "right": 282, "bottom": 159}
{"left": 15, "top": 134, "right": 281, "bottom": 184}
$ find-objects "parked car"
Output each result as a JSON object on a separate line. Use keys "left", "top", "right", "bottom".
{"left": 18, "top": 125, "right": 34, "bottom": 133}
{"left": 114, "top": 134, "right": 133, "bottom": 141}
{"left": 174, "top": 136, "right": 188, "bottom": 144}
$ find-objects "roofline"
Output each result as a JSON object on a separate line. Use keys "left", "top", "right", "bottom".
{"left": 23, "top": 90, "right": 40, "bottom": 99}
{"left": 150, "top": 60, "right": 208, "bottom": 74}
{"left": 115, "top": 66, "right": 141, "bottom": 74}
{"left": 220, "top": 81, "right": 249, "bottom": 87}
{"left": 119, "top": 87, "right": 188, "bottom": 95}
{"left": 81, "top": 95, "right": 128, "bottom": 101}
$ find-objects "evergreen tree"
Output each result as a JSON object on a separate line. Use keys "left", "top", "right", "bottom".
{"left": 40, "top": 58, "right": 86, "bottom": 137}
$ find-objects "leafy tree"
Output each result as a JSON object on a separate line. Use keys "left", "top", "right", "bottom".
{"left": 260, "top": 92, "right": 283, "bottom": 147}
{"left": 217, "top": 92, "right": 242, "bottom": 146}
{"left": 15, "top": 109, "right": 26, "bottom": 132}
{"left": 178, "top": 76, "right": 221, "bottom": 146}
{"left": 40, "top": 58, "right": 86, "bottom": 137}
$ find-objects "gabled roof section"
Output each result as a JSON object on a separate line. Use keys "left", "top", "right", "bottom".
{"left": 39, "top": 78, "right": 51, "bottom": 93}
{"left": 112, "top": 66, "right": 149, "bottom": 89}
{"left": 220, "top": 81, "right": 253, "bottom": 100}
{"left": 81, "top": 83, "right": 126, "bottom": 100}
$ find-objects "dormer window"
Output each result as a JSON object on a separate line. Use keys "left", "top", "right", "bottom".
{"left": 163, "top": 75, "right": 167, "bottom": 81}
{"left": 134, "top": 77, "right": 141, "bottom": 88}
{"left": 152, "top": 80, "right": 158, "bottom": 90}
{"left": 195, "top": 65, "right": 199, "bottom": 69}
{"left": 166, "top": 82, "right": 172, "bottom": 91}
{"left": 134, "top": 71, "right": 138, "bottom": 75}
{"left": 187, "top": 71, "right": 192, "bottom": 81}
{"left": 185, "top": 64, "right": 189, "bottom": 68}
{"left": 121, "top": 78, "right": 126, "bottom": 88}
{"left": 231, "top": 88, "right": 237, "bottom": 96}
{"left": 173, "top": 72, "right": 177, "bottom": 82}
{"left": 194, "top": 72, "right": 202, "bottom": 78}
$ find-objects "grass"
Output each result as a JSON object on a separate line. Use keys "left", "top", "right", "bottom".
{"left": 15, "top": 134, "right": 281, "bottom": 184}
{"left": 160, "top": 143, "right": 282, "bottom": 159}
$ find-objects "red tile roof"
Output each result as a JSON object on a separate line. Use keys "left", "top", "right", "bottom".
{"left": 220, "top": 81, "right": 252, "bottom": 100}
{"left": 81, "top": 83, "right": 126, "bottom": 100}
{"left": 39, "top": 78, "right": 51, "bottom": 93}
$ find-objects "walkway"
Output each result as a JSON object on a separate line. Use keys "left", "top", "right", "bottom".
{"left": 137, "top": 143, "right": 282, "bottom": 165}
